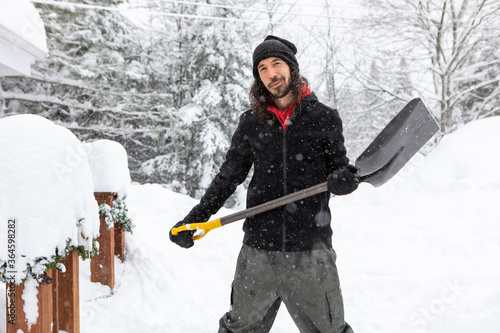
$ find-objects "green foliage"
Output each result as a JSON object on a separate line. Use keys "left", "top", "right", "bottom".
{"left": 99, "top": 197, "right": 134, "bottom": 233}
{"left": 99, "top": 196, "right": 134, "bottom": 234}
{"left": 0, "top": 236, "right": 99, "bottom": 285}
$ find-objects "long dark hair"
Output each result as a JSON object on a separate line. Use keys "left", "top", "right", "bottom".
{"left": 249, "top": 66, "right": 308, "bottom": 124}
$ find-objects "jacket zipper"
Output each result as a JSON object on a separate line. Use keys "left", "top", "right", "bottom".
{"left": 282, "top": 129, "right": 287, "bottom": 252}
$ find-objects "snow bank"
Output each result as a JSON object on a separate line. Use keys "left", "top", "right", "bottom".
{"left": 412, "top": 116, "right": 500, "bottom": 190}
{"left": 0, "top": 114, "right": 99, "bottom": 283}
{"left": 332, "top": 116, "right": 500, "bottom": 333}
{"left": 83, "top": 139, "right": 131, "bottom": 198}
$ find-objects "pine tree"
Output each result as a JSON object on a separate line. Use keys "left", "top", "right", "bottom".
{"left": 137, "top": 0, "right": 251, "bottom": 199}
{"left": 1, "top": 0, "right": 251, "bottom": 203}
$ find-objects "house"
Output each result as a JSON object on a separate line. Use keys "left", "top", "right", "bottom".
{"left": 0, "top": 0, "right": 47, "bottom": 76}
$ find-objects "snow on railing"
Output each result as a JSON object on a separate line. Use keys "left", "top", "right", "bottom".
{"left": 0, "top": 115, "right": 133, "bottom": 332}
{"left": 84, "top": 139, "right": 134, "bottom": 289}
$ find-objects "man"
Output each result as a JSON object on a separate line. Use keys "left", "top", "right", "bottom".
{"left": 170, "top": 35, "right": 358, "bottom": 333}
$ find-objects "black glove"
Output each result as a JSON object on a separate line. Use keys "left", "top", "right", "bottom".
{"left": 169, "top": 221, "right": 196, "bottom": 249}
{"left": 327, "top": 165, "right": 360, "bottom": 196}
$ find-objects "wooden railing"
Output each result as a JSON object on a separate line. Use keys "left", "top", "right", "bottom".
{"left": 5, "top": 191, "right": 125, "bottom": 333}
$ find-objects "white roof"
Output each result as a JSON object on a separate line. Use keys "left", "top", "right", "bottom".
{"left": 0, "top": 0, "right": 48, "bottom": 76}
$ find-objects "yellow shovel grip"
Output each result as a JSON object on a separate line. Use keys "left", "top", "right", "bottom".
{"left": 171, "top": 218, "right": 222, "bottom": 241}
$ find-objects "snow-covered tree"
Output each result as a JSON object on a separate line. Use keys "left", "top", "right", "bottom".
{"left": 134, "top": 0, "right": 251, "bottom": 198}
{"left": 0, "top": 0, "right": 169, "bottom": 177}
{"left": 0, "top": 0, "right": 251, "bottom": 202}
{"left": 355, "top": 0, "right": 500, "bottom": 134}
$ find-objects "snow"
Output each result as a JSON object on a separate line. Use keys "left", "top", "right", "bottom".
{"left": 0, "top": 0, "right": 48, "bottom": 54}
{"left": 0, "top": 0, "right": 47, "bottom": 76}
{"left": 0, "top": 114, "right": 100, "bottom": 284}
{"left": 412, "top": 116, "right": 500, "bottom": 190}
{"left": 1, "top": 116, "right": 500, "bottom": 332}
{"left": 20, "top": 275, "right": 38, "bottom": 329}
{"left": 179, "top": 103, "right": 203, "bottom": 126}
{"left": 83, "top": 139, "right": 131, "bottom": 198}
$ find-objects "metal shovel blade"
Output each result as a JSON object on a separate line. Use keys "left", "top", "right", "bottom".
{"left": 355, "top": 98, "right": 439, "bottom": 187}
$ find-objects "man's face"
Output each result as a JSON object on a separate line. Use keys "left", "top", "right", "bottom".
{"left": 257, "top": 57, "right": 292, "bottom": 99}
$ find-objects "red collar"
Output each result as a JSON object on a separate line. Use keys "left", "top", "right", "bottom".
{"left": 268, "top": 85, "right": 312, "bottom": 131}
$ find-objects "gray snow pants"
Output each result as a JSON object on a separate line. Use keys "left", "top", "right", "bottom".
{"left": 218, "top": 244, "right": 354, "bottom": 333}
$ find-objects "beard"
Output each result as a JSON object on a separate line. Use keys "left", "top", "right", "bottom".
{"left": 267, "top": 77, "right": 291, "bottom": 99}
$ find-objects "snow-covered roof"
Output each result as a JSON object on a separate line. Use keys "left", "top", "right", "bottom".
{"left": 0, "top": 0, "right": 48, "bottom": 76}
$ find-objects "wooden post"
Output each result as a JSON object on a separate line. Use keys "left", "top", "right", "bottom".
{"left": 114, "top": 222, "right": 125, "bottom": 262}
{"left": 6, "top": 270, "right": 54, "bottom": 333}
{"left": 91, "top": 192, "right": 117, "bottom": 290}
{"left": 52, "top": 272, "right": 59, "bottom": 333}
{"left": 56, "top": 250, "right": 80, "bottom": 332}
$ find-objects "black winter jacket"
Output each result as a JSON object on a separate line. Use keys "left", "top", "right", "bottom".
{"left": 183, "top": 93, "right": 352, "bottom": 252}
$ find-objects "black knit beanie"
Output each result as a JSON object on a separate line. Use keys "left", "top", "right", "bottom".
{"left": 252, "top": 35, "right": 299, "bottom": 78}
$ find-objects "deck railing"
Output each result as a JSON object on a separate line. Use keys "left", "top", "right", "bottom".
{"left": 5, "top": 191, "right": 127, "bottom": 333}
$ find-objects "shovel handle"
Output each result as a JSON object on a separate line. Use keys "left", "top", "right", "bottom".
{"left": 171, "top": 218, "right": 223, "bottom": 241}
{"left": 171, "top": 182, "right": 329, "bottom": 242}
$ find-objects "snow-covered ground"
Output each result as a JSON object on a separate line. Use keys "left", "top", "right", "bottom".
{"left": 2, "top": 116, "right": 500, "bottom": 332}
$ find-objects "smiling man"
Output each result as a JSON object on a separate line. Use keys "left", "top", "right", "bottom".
{"left": 258, "top": 57, "right": 291, "bottom": 100}
{"left": 170, "top": 35, "right": 358, "bottom": 333}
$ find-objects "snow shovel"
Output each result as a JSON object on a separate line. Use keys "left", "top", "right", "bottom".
{"left": 171, "top": 98, "right": 439, "bottom": 241}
